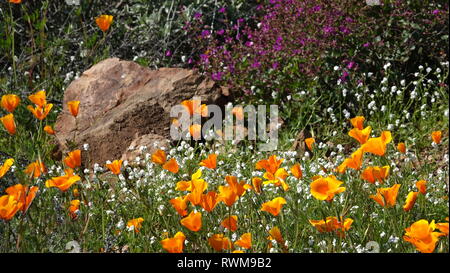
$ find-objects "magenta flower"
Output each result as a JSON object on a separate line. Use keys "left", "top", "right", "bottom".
{"left": 340, "top": 71, "right": 349, "bottom": 82}
{"left": 201, "top": 30, "right": 211, "bottom": 38}
{"left": 323, "top": 26, "right": 334, "bottom": 35}
{"left": 346, "top": 61, "right": 356, "bottom": 70}
{"left": 251, "top": 60, "right": 261, "bottom": 69}
{"left": 211, "top": 72, "right": 223, "bottom": 81}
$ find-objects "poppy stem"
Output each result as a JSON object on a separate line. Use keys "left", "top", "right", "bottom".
{"left": 228, "top": 205, "right": 232, "bottom": 253}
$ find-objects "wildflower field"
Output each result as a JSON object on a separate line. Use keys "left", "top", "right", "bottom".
{"left": 0, "top": 0, "right": 449, "bottom": 254}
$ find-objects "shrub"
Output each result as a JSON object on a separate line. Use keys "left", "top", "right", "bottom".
{"left": 190, "top": 0, "right": 449, "bottom": 120}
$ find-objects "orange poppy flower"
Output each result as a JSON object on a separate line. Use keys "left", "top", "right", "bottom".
{"left": 0, "top": 158, "right": 14, "bottom": 179}
{"left": 256, "top": 155, "right": 284, "bottom": 175}
{"left": 361, "top": 131, "right": 392, "bottom": 156}
{"left": 127, "top": 217, "right": 144, "bottom": 233}
{"left": 397, "top": 142, "right": 406, "bottom": 153}
{"left": 218, "top": 185, "right": 238, "bottom": 207}
{"left": 27, "top": 104, "right": 53, "bottom": 120}
{"left": 235, "top": 233, "right": 252, "bottom": 249}
{"left": 28, "top": 90, "right": 47, "bottom": 107}
{"left": 45, "top": 169, "right": 81, "bottom": 192}
{"left": 310, "top": 175, "right": 345, "bottom": 201}
{"left": 226, "top": 175, "right": 251, "bottom": 197}
{"left": 44, "top": 125, "right": 55, "bottom": 135}
{"left": 348, "top": 126, "right": 372, "bottom": 144}
{"left": 106, "top": 159, "right": 122, "bottom": 175}
{"left": 305, "top": 137, "right": 315, "bottom": 151}
{"left": 69, "top": 200, "right": 80, "bottom": 220}
{"left": 64, "top": 150, "right": 81, "bottom": 169}
{"left": 431, "top": 131, "right": 442, "bottom": 144}
{"left": 232, "top": 106, "right": 244, "bottom": 120}
{"left": 161, "top": 232, "right": 186, "bottom": 253}
{"left": 9, "top": 0, "right": 22, "bottom": 4}
{"left": 436, "top": 219, "right": 449, "bottom": 236}
{"left": 151, "top": 149, "right": 166, "bottom": 165}
{"left": 309, "top": 217, "right": 353, "bottom": 237}
{"left": 0, "top": 113, "right": 16, "bottom": 135}
{"left": 189, "top": 124, "right": 202, "bottom": 139}
{"left": 169, "top": 196, "right": 188, "bottom": 216}
{"left": 175, "top": 181, "right": 190, "bottom": 192}
{"left": 176, "top": 169, "right": 206, "bottom": 192}
{"left": 261, "top": 197, "right": 287, "bottom": 216}
{"left": 199, "top": 154, "right": 217, "bottom": 169}
{"left": 350, "top": 116, "right": 365, "bottom": 130}
{"left": 310, "top": 218, "right": 336, "bottom": 233}
{"left": 180, "top": 211, "right": 202, "bottom": 232}
{"left": 403, "top": 220, "right": 445, "bottom": 253}
{"left": 24, "top": 160, "right": 47, "bottom": 178}
{"left": 200, "top": 191, "right": 219, "bottom": 212}
{"left": 416, "top": 180, "right": 427, "bottom": 194}
{"left": 1, "top": 94, "right": 20, "bottom": 113}
{"left": 95, "top": 15, "right": 114, "bottom": 32}
{"left": 5, "top": 184, "right": 38, "bottom": 213}
{"left": 267, "top": 226, "right": 284, "bottom": 245}
{"left": 360, "top": 166, "right": 390, "bottom": 184}
{"left": 0, "top": 195, "right": 22, "bottom": 221}
{"left": 336, "top": 147, "right": 364, "bottom": 173}
{"left": 208, "top": 234, "right": 232, "bottom": 252}
{"left": 73, "top": 188, "right": 80, "bottom": 197}
{"left": 163, "top": 158, "right": 179, "bottom": 174}
{"left": 263, "top": 168, "right": 290, "bottom": 191}
{"left": 403, "top": 191, "right": 419, "bottom": 212}
{"left": 68, "top": 101, "right": 80, "bottom": 117}
{"left": 290, "top": 163, "right": 303, "bottom": 179}
{"left": 369, "top": 184, "right": 401, "bottom": 207}
{"left": 181, "top": 100, "right": 208, "bottom": 117}
{"left": 221, "top": 215, "right": 238, "bottom": 231}
{"left": 186, "top": 170, "right": 208, "bottom": 206}
{"left": 251, "top": 177, "right": 263, "bottom": 194}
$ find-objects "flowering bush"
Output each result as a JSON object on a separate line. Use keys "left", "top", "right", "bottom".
{"left": 190, "top": 0, "right": 448, "bottom": 106}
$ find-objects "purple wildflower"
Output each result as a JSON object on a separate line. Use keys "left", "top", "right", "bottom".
{"left": 211, "top": 72, "right": 223, "bottom": 81}
{"left": 312, "top": 5, "right": 322, "bottom": 12}
{"left": 340, "top": 71, "right": 349, "bottom": 82}
{"left": 200, "top": 53, "right": 209, "bottom": 64}
{"left": 323, "top": 26, "right": 334, "bottom": 35}
{"left": 346, "top": 61, "right": 356, "bottom": 70}
{"left": 251, "top": 60, "right": 261, "bottom": 69}
{"left": 201, "top": 30, "right": 211, "bottom": 38}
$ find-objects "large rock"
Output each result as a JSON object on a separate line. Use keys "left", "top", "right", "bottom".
{"left": 54, "top": 58, "right": 229, "bottom": 165}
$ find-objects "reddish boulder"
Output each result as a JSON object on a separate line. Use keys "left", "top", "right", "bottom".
{"left": 54, "top": 58, "right": 229, "bottom": 165}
